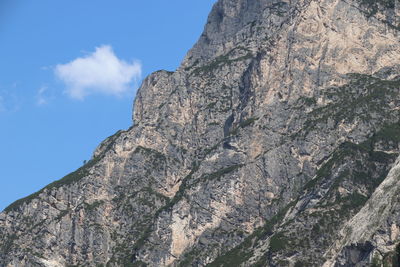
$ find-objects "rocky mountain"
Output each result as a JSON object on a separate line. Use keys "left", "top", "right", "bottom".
{"left": 1, "top": 0, "right": 400, "bottom": 266}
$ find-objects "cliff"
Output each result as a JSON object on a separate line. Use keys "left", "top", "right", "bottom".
{"left": 1, "top": 0, "right": 400, "bottom": 266}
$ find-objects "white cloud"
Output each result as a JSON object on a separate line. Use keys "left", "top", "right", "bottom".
{"left": 36, "top": 86, "right": 49, "bottom": 106}
{"left": 55, "top": 45, "right": 141, "bottom": 100}
{"left": 0, "top": 90, "right": 20, "bottom": 113}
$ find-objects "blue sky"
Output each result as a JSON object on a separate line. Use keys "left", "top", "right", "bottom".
{"left": 0, "top": 0, "right": 216, "bottom": 211}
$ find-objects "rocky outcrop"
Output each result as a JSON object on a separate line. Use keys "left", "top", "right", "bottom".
{"left": 324, "top": 155, "right": 400, "bottom": 267}
{"left": 1, "top": 0, "right": 400, "bottom": 266}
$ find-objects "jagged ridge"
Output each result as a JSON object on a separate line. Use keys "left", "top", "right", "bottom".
{"left": 1, "top": 0, "right": 400, "bottom": 266}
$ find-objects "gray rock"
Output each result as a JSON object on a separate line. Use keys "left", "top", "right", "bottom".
{"left": 1, "top": 0, "right": 400, "bottom": 266}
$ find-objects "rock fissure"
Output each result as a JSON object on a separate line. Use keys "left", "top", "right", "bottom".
{"left": 2, "top": 0, "right": 400, "bottom": 266}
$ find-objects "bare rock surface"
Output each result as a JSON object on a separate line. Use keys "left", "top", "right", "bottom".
{"left": 1, "top": 0, "right": 400, "bottom": 266}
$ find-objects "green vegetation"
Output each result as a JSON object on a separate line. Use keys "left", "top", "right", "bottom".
{"left": 371, "top": 255, "right": 382, "bottom": 267}
{"left": 294, "top": 260, "right": 307, "bottom": 267}
{"left": 239, "top": 117, "right": 258, "bottom": 128}
{"left": 269, "top": 1, "right": 288, "bottom": 17}
{"left": 302, "top": 142, "right": 359, "bottom": 191}
{"left": 0, "top": 234, "right": 16, "bottom": 254}
{"left": 118, "top": 73, "right": 398, "bottom": 266}
{"left": 228, "top": 117, "right": 259, "bottom": 136}
{"left": 3, "top": 163, "right": 90, "bottom": 213}
{"left": 372, "top": 123, "right": 400, "bottom": 144}
{"left": 130, "top": 159, "right": 245, "bottom": 265}
{"left": 296, "top": 75, "right": 400, "bottom": 137}
{"left": 54, "top": 210, "right": 69, "bottom": 221}
{"left": 183, "top": 59, "right": 199, "bottom": 71}
{"left": 358, "top": 0, "right": 395, "bottom": 17}
{"left": 134, "top": 146, "right": 167, "bottom": 163}
{"left": 395, "top": 243, "right": 400, "bottom": 267}
{"left": 269, "top": 232, "right": 289, "bottom": 252}
{"left": 202, "top": 140, "right": 223, "bottom": 157}
{"left": 303, "top": 121, "right": 400, "bottom": 195}
{"left": 305, "top": 139, "right": 393, "bottom": 201}
{"left": 118, "top": 260, "right": 147, "bottom": 267}
{"left": 335, "top": 192, "right": 368, "bottom": 217}
{"left": 206, "top": 201, "right": 295, "bottom": 267}
{"left": 288, "top": 120, "right": 400, "bottom": 266}
{"left": 107, "top": 240, "right": 146, "bottom": 267}
{"left": 192, "top": 47, "right": 253, "bottom": 76}
{"left": 131, "top": 162, "right": 199, "bottom": 252}
{"left": 142, "top": 186, "right": 169, "bottom": 203}
{"left": 207, "top": 102, "right": 218, "bottom": 109}
{"left": 371, "top": 243, "right": 400, "bottom": 267}
{"left": 198, "top": 164, "right": 244, "bottom": 183}
{"left": 178, "top": 249, "right": 201, "bottom": 267}
{"left": 205, "top": 236, "right": 254, "bottom": 267}
{"left": 83, "top": 200, "right": 105, "bottom": 212}
{"left": 4, "top": 130, "right": 124, "bottom": 213}
{"left": 296, "top": 96, "right": 317, "bottom": 107}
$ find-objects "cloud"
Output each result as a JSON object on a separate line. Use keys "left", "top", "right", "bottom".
{"left": 0, "top": 89, "right": 20, "bottom": 113}
{"left": 36, "top": 86, "right": 49, "bottom": 106}
{"left": 55, "top": 45, "right": 141, "bottom": 100}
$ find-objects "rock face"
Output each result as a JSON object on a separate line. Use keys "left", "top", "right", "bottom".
{"left": 1, "top": 0, "right": 400, "bottom": 266}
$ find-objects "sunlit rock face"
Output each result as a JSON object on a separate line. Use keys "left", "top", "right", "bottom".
{"left": 1, "top": 0, "right": 400, "bottom": 266}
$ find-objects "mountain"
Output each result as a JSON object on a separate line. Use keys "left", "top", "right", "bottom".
{"left": 1, "top": 0, "right": 400, "bottom": 266}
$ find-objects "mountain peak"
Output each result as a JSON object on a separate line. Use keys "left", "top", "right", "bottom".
{"left": 1, "top": 0, "right": 400, "bottom": 266}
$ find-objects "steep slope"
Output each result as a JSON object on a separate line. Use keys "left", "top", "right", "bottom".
{"left": 1, "top": 0, "right": 400, "bottom": 266}
{"left": 324, "top": 155, "right": 400, "bottom": 266}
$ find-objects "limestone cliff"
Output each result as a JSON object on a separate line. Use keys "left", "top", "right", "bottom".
{"left": 1, "top": 0, "right": 400, "bottom": 266}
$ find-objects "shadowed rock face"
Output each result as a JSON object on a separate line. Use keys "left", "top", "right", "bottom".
{"left": 1, "top": 0, "right": 400, "bottom": 266}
